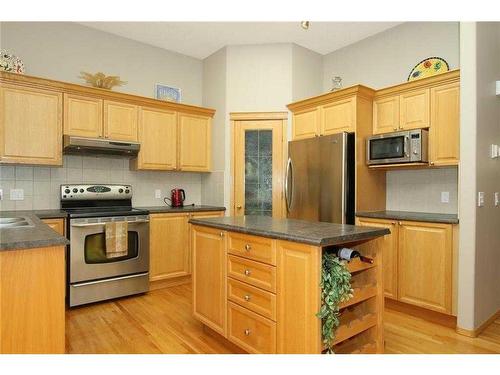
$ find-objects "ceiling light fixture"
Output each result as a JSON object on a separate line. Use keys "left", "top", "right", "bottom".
{"left": 301, "top": 21, "right": 310, "bottom": 30}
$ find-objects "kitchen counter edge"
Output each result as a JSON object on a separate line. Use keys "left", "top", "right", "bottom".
{"left": 356, "top": 211, "right": 459, "bottom": 224}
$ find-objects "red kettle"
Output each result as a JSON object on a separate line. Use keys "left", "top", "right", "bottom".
{"left": 171, "top": 188, "right": 186, "bottom": 207}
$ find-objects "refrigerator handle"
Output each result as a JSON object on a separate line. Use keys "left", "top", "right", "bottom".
{"left": 285, "top": 158, "right": 293, "bottom": 212}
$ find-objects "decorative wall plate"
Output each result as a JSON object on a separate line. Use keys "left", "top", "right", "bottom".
{"left": 155, "top": 83, "right": 182, "bottom": 103}
{"left": 408, "top": 57, "right": 449, "bottom": 81}
{"left": 0, "top": 49, "right": 25, "bottom": 74}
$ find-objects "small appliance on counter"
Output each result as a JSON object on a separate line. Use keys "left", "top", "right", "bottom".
{"left": 170, "top": 188, "right": 186, "bottom": 207}
{"left": 366, "top": 128, "right": 428, "bottom": 165}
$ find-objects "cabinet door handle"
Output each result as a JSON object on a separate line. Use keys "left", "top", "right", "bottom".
{"left": 393, "top": 127, "right": 398, "bottom": 131}
{"left": 236, "top": 205, "right": 242, "bottom": 210}
{"left": 220, "top": 232, "right": 224, "bottom": 237}
{"left": 244, "top": 244, "right": 251, "bottom": 251}
{"left": 244, "top": 269, "right": 251, "bottom": 276}
{"left": 430, "top": 161, "right": 435, "bottom": 166}
{"left": 398, "top": 221, "right": 402, "bottom": 226}
{"left": 244, "top": 329, "right": 251, "bottom": 336}
{"left": 244, "top": 294, "right": 251, "bottom": 302}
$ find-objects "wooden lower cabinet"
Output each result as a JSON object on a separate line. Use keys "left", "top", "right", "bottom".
{"left": 41, "top": 218, "right": 65, "bottom": 236}
{"left": 0, "top": 246, "right": 66, "bottom": 353}
{"left": 192, "top": 225, "right": 227, "bottom": 336}
{"left": 398, "top": 221, "right": 453, "bottom": 314}
{"left": 357, "top": 218, "right": 398, "bottom": 299}
{"left": 149, "top": 211, "right": 224, "bottom": 282}
{"left": 357, "top": 217, "right": 454, "bottom": 315}
{"left": 150, "top": 213, "right": 190, "bottom": 281}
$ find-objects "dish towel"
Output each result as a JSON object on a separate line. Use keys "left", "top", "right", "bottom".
{"left": 105, "top": 221, "right": 128, "bottom": 259}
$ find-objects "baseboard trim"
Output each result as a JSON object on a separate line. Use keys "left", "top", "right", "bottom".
{"left": 202, "top": 325, "right": 246, "bottom": 354}
{"left": 149, "top": 275, "right": 191, "bottom": 291}
{"left": 385, "top": 298, "right": 457, "bottom": 328}
{"left": 456, "top": 309, "right": 500, "bottom": 338}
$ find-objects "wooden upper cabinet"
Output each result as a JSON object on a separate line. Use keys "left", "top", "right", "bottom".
{"left": 321, "top": 97, "right": 356, "bottom": 135}
{"left": 132, "top": 107, "right": 177, "bottom": 170}
{"left": 398, "top": 221, "right": 452, "bottom": 314}
{"left": 357, "top": 218, "right": 398, "bottom": 299}
{"left": 178, "top": 113, "right": 211, "bottom": 172}
{"left": 0, "top": 84, "right": 62, "bottom": 166}
{"left": 63, "top": 93, "right": 103, "bottom": 138}
{"left": 103, "top": 100, "right": 138, "bottom": 141}
{"left": 430, "top": 82, "right": 460, "bottom": 166}
{"left": 192, "top": 225, "right": 227, "bottom": 336}
{"left": 399, "top": 88, "right": 430, "bottom": 130}
{"left": 373, "top": 96, "right": 399, "bottom": 135}
{"left": 292, "top": 107, "right": 320, "bottom": 140}
{"left": 150, "top": 213, "right": 190, "bottom": 281}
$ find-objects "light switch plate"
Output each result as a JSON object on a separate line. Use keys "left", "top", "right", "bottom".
{"left": 491, "top": 144, "right": 499, "bottom": 159}
{"left": 10, "top": 189, "right": 24, "bottom": 201}
{"left": 441, "top": 191, "right": 450, "bottom": 203}
{"left": 495, "top": 192, "right": 499, "bottom": 207}
{"left": 478, "top": 192, "right": 485, "bottom": 207}
{"left": 0, "top": 188, "right": 3, "bottom": 201}
{"left": 155, "top": 189, "right": 162, "bottom": 199}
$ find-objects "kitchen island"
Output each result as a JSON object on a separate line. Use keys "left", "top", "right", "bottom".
{"left": 189, "top": 215, "right": 389, "bottom": 354}
{"left": 0, "top": 212, "right": 68, "bottom": 354}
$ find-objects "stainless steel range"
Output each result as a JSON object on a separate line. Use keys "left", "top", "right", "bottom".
{"left": 61, "top": 184, "right": 150, "bottom": 307}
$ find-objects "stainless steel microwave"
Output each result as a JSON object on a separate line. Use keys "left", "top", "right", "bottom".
{"left": 366, "top": 129, "right": 428, "bottom": 165}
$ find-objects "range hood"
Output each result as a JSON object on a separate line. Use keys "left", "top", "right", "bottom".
{"left": 63, "top": 135, "right": 140, "bottom": 157}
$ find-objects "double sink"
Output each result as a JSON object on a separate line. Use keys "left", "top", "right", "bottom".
{"left": 0, "top": 217, "right": 35, "bottom": 229}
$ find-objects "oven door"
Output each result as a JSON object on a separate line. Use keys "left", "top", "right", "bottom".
{"left": 367, "top": 132, "right": 410, "bottom": 165}
{"left": 69, "top": 215, "right": 149, "bottom": 283}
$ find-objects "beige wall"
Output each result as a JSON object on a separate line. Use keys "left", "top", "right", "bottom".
{"left": 292, "top": 44, "right": 323, "bottom": 102}
{"left": 322, "top": 22, "right": 460, "bottom": 90}
{"left": 0, "top": 22, "right": 203, "bottom": 104}
{"left": 201, "top": 47, "right": 227, "bottom": 206}
{"left": 472, "top": 22, "right": 500, "bottom": 327}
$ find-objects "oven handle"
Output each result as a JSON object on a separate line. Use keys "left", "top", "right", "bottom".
{"left": 71, "top": 219, "right": 149, "bottom": 227}
{"left": 71, "top": 272, "right": 149, "bottom": 287}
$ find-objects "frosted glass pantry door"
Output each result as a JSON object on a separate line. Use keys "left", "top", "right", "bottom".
{"left": 233, "top": 119, "right": 285, "bottom": 218}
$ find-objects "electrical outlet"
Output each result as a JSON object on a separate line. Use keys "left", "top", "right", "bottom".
{"left": 0, "top": 188, "right": 3, "bottom": 201}
{"left": 478, "top": 192, "right": 485, "bottom": 207}
{"left": 155, "top": 189, "right": 162, "bottom": 199}
{"left": 10, "top": 189, "right": 24, "bottom": 201}
{"left": 441, "top": 191, "right": 450, "bottom": 203}
{"left": 495, "top": 192, "right": 499, "bottom": 207}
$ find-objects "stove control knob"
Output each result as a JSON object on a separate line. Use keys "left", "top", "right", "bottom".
{"left": 119, "top": 188, "right": 124, "bottom": 193}
{"left": 125, "top": 189, "right": 130, "bottom": 194}
{"left": 80, "top": 189, "right": 84, "bottom": 193}
{"left": 72, "top": 188, "right": 78, "bottom": 193}
{"left": 65, "top": 189, "right": 70, "bottom": 194}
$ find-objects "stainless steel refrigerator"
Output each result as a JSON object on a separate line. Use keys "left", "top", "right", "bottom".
{"left": 285, "top": 132, "right": 355, "bottom": 224}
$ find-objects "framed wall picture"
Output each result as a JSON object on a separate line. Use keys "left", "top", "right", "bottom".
{"left": 155, "top": 83, "right": 182, "bottom": 103}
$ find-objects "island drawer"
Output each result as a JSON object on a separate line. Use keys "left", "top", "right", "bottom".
{"left": 227, "top": 255, "right": 276, "bottom": 293}
{"left": 227, "top": 301, "right": 276, "bottom": 354}
{"left": 228, "top": 278, "right": 276, "bottom": 321}
{"left": 227, "top": 232, "right": 276, "bottom": 265}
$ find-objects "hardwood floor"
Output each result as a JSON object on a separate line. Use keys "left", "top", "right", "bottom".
{"left": 66, "top": 283, "right": 500, "bottom": 354}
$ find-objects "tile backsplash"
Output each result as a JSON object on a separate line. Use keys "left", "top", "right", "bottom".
{"left": 386, "top": 167, "right": 458, "bottom": 214}
{"left": 0, "top": 155, "right": 202, "bottom": 211}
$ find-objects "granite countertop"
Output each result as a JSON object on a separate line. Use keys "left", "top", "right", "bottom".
{"left": 356, "top": 210, "right": 459, "bottom": 224}
{"left": 0, "top": 212, "right": 69, "bottom": 251}
{"left": 189, "top": 215, "right": 390, "bottom": 247}
{"left": 0, "top": 209, "right": 68, "bottom": 219}
{"left": 138, "top": 205, "right": 226, "bottom": 214}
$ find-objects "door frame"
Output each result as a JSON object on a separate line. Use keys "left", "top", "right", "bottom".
{"left": 230, "top": 112, "right": 288, "bottom": 218}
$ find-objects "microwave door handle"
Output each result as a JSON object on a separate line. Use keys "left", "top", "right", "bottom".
{"left": 404, "top": 136, "right": 410, "bottom": 158}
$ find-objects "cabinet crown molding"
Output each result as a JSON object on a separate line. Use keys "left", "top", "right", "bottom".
{"left": 287, "top": 85, "right": 375, "bottom": 112}
{"left": 0, "top": 72, "right": 215, "bottom": 118}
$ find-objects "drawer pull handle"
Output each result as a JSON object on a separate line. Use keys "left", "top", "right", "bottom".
{"left": 244, "top": 244, "right": 252, "bottom": 251}
{"left": 244, "top": 269, "right": 251, "bottom": 276}
{"left": 244, "top": 329, "right": 251, "bottom": 336}
{"left": 244, "top": 294, "right": 251, "bottom": 301}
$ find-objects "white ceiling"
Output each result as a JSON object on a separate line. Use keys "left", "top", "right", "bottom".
{"left": 80, "top": 22, "right": 401, "bottom": 60}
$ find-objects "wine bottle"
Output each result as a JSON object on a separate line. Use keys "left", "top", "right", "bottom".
{"left": 336, "top": 248, "right": 374, "bottom": 264}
